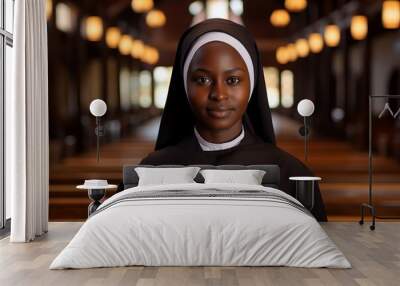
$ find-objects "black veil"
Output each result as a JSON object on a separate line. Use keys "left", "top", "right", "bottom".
{"left": 155, "top": 18, "right": 276, "bottom": 150}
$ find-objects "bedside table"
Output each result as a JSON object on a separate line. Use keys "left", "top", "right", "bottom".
{"left": 77, "top": 180, "right": 117, "bottom": 216}
{"left": 289, "top": 176, "right": 321, "bottom": 210}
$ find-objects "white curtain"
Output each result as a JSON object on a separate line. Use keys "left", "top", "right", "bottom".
{"left": 7, "top": 0, "right": 49, "bottom": 242}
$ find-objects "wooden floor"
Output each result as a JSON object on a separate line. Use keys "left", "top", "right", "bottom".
{"left": 1, "top": 222, "right": 400, "bottom": 286}
{"left": 50, "top": 115, "right": 400, "bottom": 220}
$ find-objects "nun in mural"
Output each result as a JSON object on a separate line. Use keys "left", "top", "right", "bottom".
{"left": 140, "top": 18, "right": 327, "bottom": 221}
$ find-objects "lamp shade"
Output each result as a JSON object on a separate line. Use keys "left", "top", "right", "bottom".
{"left": 90, "top": 99, "right": 107, "bottom": 117}
{"left": 276, "top": 46, "right": 289, "bottom": 64}
{"left": 308, "top": 33, "right": 324, "bottom": 53}
{"left": 270, "top": 9, "right": 290, "bottom": 27}
{"left": 141, "top": 46, "right": 159, "bottom": 64}
{"left": 324, "top": 25, "right": 341, "bottom": 47}
{"left": 146, "top": 9, "right": 166, "bottom": 28}
{"left": 285, "top": 0, "right": 307, "bottom": 12}
{"left": 131, "top": 39, "right": 145, "bottom": 59}
{"left": 46, "top": 0, "right": 52, "bottom": 20}
{"left": 382, "top": 1, "right": 400, "bottom": 29}
{"left": 131, "top": 0, "right": 153, "bottom": 13}
{"left": 287, "top": 43, "right": 298, "bottom": 62}
{"left": 297, "top": 99, "right": 315, "bottom": 117}
{"left": 84, "top": 16, "right": 103, "bottom": 41}
{"left": 149, "top": 47, "right": 160, "bottom": 64}
{"left": 295, "top": 38, "right": 309, "bottom": 57}
{"left": 106, "top": 27, "right": 121, "bottom": 48}
{"left": 351, "top": 15, "right": 368, "bottom": 40}
{"left": 119, "top": 35, "right": 133, "bottom": 55}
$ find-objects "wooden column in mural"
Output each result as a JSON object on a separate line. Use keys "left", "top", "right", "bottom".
{"left": 116, "top": 54, "right": 122, "bottom": 114}
{"left": 74, "top": 10, "right": 84, "bottom": 153}
{"left": 151, "top": 67, "right": 155, "bottom": 108}
{"left": 343, "top": 30, "right": 350, "bottom": 134}
{"left": 361, "top": 20, "right": 372, "bottom": 148}
{"left": 100, "top": 7, "right": 108, "bottom": 105}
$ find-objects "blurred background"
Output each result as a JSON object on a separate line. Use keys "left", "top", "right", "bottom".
{"left": 41, "top": 0, "right": 399, "bottom": 220}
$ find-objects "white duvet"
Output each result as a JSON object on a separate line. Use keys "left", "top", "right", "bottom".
{"left": 50, "top": 183, "right": 351, "bottom": 269}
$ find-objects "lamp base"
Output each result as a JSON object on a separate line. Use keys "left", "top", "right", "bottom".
{"left": 88, "top": 188, "right": 106, "bottom": 216}
{"left": 359, "top": 203, "right": 376, "bottom": 231}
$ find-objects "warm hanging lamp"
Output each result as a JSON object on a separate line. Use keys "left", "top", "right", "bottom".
{"left": 284, "top": 0, "right": 307, "bottom": 12}
{"left": 295, "top": 38, "right": 309, "bottom": 57}
{"left": 84, "top": 16, "right": 103, "bottom": 42}
{"left": 141, "top": 45, "right": 159, "bottom": 65}
{"left": 308, "top": 33, "right": 324, "bottom": 53}
{"left": 382, "top": 1, "right": 400, "bottom": 29}
{"left": 287, "top": 43, "right": 298, "bottom": 62}
{"left": 276, "top": 46, "right": 289, "bottom": 64}
{"left": 131, "top": 0, "right": 154, "bottom": 13}
{"left": 351, "top": 15, "right": 368, "bottom": 40}
{"left": 146, "top": 9, "right": 166, "bottom": 28}
{"left": 131, "top": 40, "right": 145, "bottom": 59}
{"left": 106, "top": 27, "right": 121, "bottom": 49}
{"left": 46, "top": 0, "right": 53, "bottom": 20}
{"left": 119, "top": 35, "right": 133, "bottom": 55}
{"left": 324, "top": 24, "right": 341, "bottom": 47}
{"left": 270, "top": 9, "right": 290, "bottom": 27}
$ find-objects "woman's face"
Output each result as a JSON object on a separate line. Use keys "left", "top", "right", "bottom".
{"left": 186, "top": 41, "right": 250, "bottom": 132}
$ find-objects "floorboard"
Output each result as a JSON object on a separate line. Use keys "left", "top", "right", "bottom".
{"left": 1, "top": 222, "right": 399, "bottom": 286}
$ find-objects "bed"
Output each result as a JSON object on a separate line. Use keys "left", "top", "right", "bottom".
{"left": 50, "top": 164, "right": 350, "bottom": 269}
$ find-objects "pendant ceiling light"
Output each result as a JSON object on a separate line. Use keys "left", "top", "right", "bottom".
{"left": 106, "top": 27, "right": 121, "bottom": 49}
{"left": 308, "top": 33, "right": 324, "bottom": 53}
{"left": 146, "top": 9, "right": 166, "bottom": 28}
{"left": 131, "top": 40, "right": 145, "bottom": 59}
{"left": 46, "top": 0, "right": 52, "bottom": 20}
{"left": 141, "top": 46, "right": 159, "bottom": 65}
{"left": 324, "top": 24, "right": 341, "bottom": 47}
{"left": 84, "top": 16, "right": 103, "bottom": 42}
{"left": 287, "top": 43, "right": 298, "bottom": 62}
{"left": 295, "top": 38, "right": 309, "bottom": 57}
{"left": 351, "top": 15, "right": 368, "bottom": 40}
{"left": 285, "top": 0, "right": 307, "bottom": 12}
{"left": 382, "top": 1, "right": 400, "bottom": 29}
{"left": 131, "top": 0, "right": 154, "bottom": 13}
{"left": 119, "top": 35, "right": 134, "bottom": 55}
{"left": 276, "top": 46, "right": 289, "bottom": 64}
{"left": 270, "top": 9, "right": 290, "bottom": 27}
{"left": 56, "top": 3, "right": 76, "bottom": 33}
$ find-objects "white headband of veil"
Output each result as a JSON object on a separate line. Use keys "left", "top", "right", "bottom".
{"left": 183, "top": 31, "right": 255, "bottom": 99}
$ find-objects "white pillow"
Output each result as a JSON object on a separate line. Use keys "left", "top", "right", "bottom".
{"left": 135, "top": 167, "right": 201, "bottom": 186}
{"left": 200, "top": 169, "right": 266, "bottom": 185}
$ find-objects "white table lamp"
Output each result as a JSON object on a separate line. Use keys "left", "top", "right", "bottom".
{"left": 89, "top": 99, "right": 107, "bottom": 162}
{"left": 297, "top": 99, "right": 315, "bottom": 161}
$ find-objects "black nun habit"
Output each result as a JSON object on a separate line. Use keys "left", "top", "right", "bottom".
{"left": 140, "top": 18, "right": 327, "bottom": 221}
